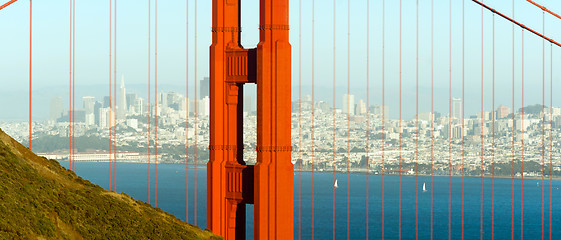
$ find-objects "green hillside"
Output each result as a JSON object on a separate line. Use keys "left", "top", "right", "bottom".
{"left": 0, "top": 128, "right": 220, "bottom": 240}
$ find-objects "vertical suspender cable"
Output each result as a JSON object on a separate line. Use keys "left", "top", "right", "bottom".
{"left": 298, "top": 0, "right": 302, "bottom": 237}
{"left": 382, "top": 0, "right": 386, "bottom": 238}
{"left": 346, "top": 0, "right": 350, "bottom": 239}
{"left": 521, "top": 28, "right": 525, "bottom": 240}
{"left": 399, "top": 0, "right": 403, "bottom": 237}
{"left": 448, "top": 1, "right": 453, "bottom": 239}
{"left": 71, "top": 0, "right": 76, "bottom": 171}
{"left": 311, "top": 0, "right": 315, "bottom": 237}
{"left": 154, "top": 0, "right": 158, "bottom": 207}
{"left": 541, "top": 11, "right": 545, "bottom": 240}
{"left": 185, "top": 0, "right": 189, "bottom": 222}
{"left": 461, "top": 0, "right": 465, "bottom": 238}
{"left": 365, "top": 0, "right": 370, "bottom": 238}
{"left": 108, "top": 0, "right": 113, "bottom": 191}
{"left": 415, "top": 0, "right": 419, "bottom": 238}
{"left": 492, "top": 13, "right": 495, "bottom": 240}
{"left": 28, "top": 0, "right": 32, "bottom": 151}
{"left": 69, "top": 0, "right": 73, "bottom": 173}
{"left": 148, "top": 0, "right": 151, "bottom": 205}
{"left": 72, "top": 0, "right": 76, "bottom": 172}
{"left": 511, "top": 1, "right": 515, "bottom": 238}
{"left": 114, "top": 0, "right": 117, "bottom": 191}
{"left": 430, "top": 0, "right": 434, "bottom": 237}
{"left": 480, "top": 3, "right": 484, "bottom": 240}
{"left": 549, "top": 43, "right": 553, "bottom": 240}
{"left": 193, "top": 0, "right": 198, "bottom": 225}
{"left": 331, "top": 0, "right": 336, "bottom": 238}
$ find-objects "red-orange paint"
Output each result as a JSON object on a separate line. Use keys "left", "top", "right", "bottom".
{"left": 208, "top": 1, "right": 293, "bottom": 239}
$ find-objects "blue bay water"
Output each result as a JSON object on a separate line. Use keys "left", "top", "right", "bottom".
{"left": 63, "top": 161, "right": 561, "bottom": 239}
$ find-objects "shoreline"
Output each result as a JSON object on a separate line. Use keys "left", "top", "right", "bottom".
{"left": 56, "top": 160, "right": 560, "bottom": 181}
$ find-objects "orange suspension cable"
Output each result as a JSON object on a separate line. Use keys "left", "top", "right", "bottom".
{"left": 471, "top": 0, "right": 561, "bottom": 48}
{"left": 0, "top": 0, "right": 17, "bottom": 11}
{"left": 526, "top": 0, "right": 561, "bottom": 20}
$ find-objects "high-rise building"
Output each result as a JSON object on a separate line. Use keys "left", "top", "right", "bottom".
{"left": 200, "top": 77, "right": 210, "bottom": 99}
{"left": 452, "top": 98, "right": 462, "bottom": 119}
{"left": 82, "top": 96, "right": 95, "bottom": 115}
{"left": 49, "top": 97, "right": 64, "bottom": 121}
{"left": 496, "top": 105, "right": 510, "bottom": 119}
{"left": 134, "top": 98, "right": 144, "bottom": 115}
{"left": 94, "top": 101, "right": 102, "bottom": 126}
{"left": 355, "top": 99, "right": 367, "bottom": 115}
{"left": 103, "top": 96, "right": 111, "bottom": 108}
{"left": 118, "top": 75, "right": 127, "bottom": 118}
{"left": 126, "top": 93, "right": 137, "bottom": 112}
{"left": 199, "top": 96, "right": 210, "bottom": 116}
{"left": 342, "top": 94, "right": 355, "bottom": 115}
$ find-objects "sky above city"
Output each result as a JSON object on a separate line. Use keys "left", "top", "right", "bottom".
{"left": 1, "top": 0, "right": 561, "bottom": 120}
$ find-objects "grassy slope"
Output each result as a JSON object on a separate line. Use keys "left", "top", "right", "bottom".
{"left": 0, "top": 128, "right": 220, "bottom": 240}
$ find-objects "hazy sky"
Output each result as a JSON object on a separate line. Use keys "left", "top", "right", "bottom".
{"left": 1, "top": 0, "right": 560, "bottom": 120}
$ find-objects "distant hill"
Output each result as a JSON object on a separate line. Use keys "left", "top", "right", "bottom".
{"left": 0, "top": 128, "right": 220, "bottom": 239}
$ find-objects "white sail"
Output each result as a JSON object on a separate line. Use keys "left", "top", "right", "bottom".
{"left": 334, "top": 179, "right": 339, "bottom": 188}
{"left": 423, "top": 182, "right": 427, "bottom": 192}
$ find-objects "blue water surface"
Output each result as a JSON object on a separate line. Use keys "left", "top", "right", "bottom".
{"left": 63, "top": 161, "right": 561, "bottom": 239}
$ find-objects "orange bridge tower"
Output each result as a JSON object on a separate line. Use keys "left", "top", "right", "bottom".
{"left": 207, "top": 0, "right": 293, "bottom": 239}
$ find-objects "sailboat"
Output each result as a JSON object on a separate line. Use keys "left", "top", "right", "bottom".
{"left": 334, "top": 179, "right": 339, "bottom": 189}
{"left": 423, "top": 182, "right": 427, "bottom": 192}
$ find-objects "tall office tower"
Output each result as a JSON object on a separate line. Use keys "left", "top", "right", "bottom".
{"left": 199, "top": 96, "right": 210, "bottom": 116}
{"left": 98, "top": 108, "right": 109, "bottom": 128}
{"left": 452, "top": 98, "right": 462, "bottom": 119}
{"left": 82, "top": 96, "right": 95, "bottom": 115}
{"left": 83, "top": 96, "right": 96, "bottom": 126}
{"left": 118, "top": 75, "right": 127, "bottom": 118}
{"left": 200, "top": 77, "right": 209, "bottom": 99}
{"left": 355, "top": 99, "right": 367, "bottom": 115}
{"left": 49, "top": 96, "right": 64, "bottom": 121}
{"left": 103, "top": 96, "right": 111, "bottom": 108}
{"left": 134, "top": 98, "right": 144, "bottom": 115}
{"left": 160, "top": 92, "right": 168, "bottom": 110}
{"left": 243, "top": 95, "right": 253, "bottom": 113}
{"left": 496, "top": 105, "right": 510, "bottom": 119}
{"left": 94, "top": 101, "right": 102, "bottom": 126}
{"left": 342, "top": 94, "right": 355, "bottom": 115}
{"left": 126, "top": 93, "right": 137, "bottom": 112}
